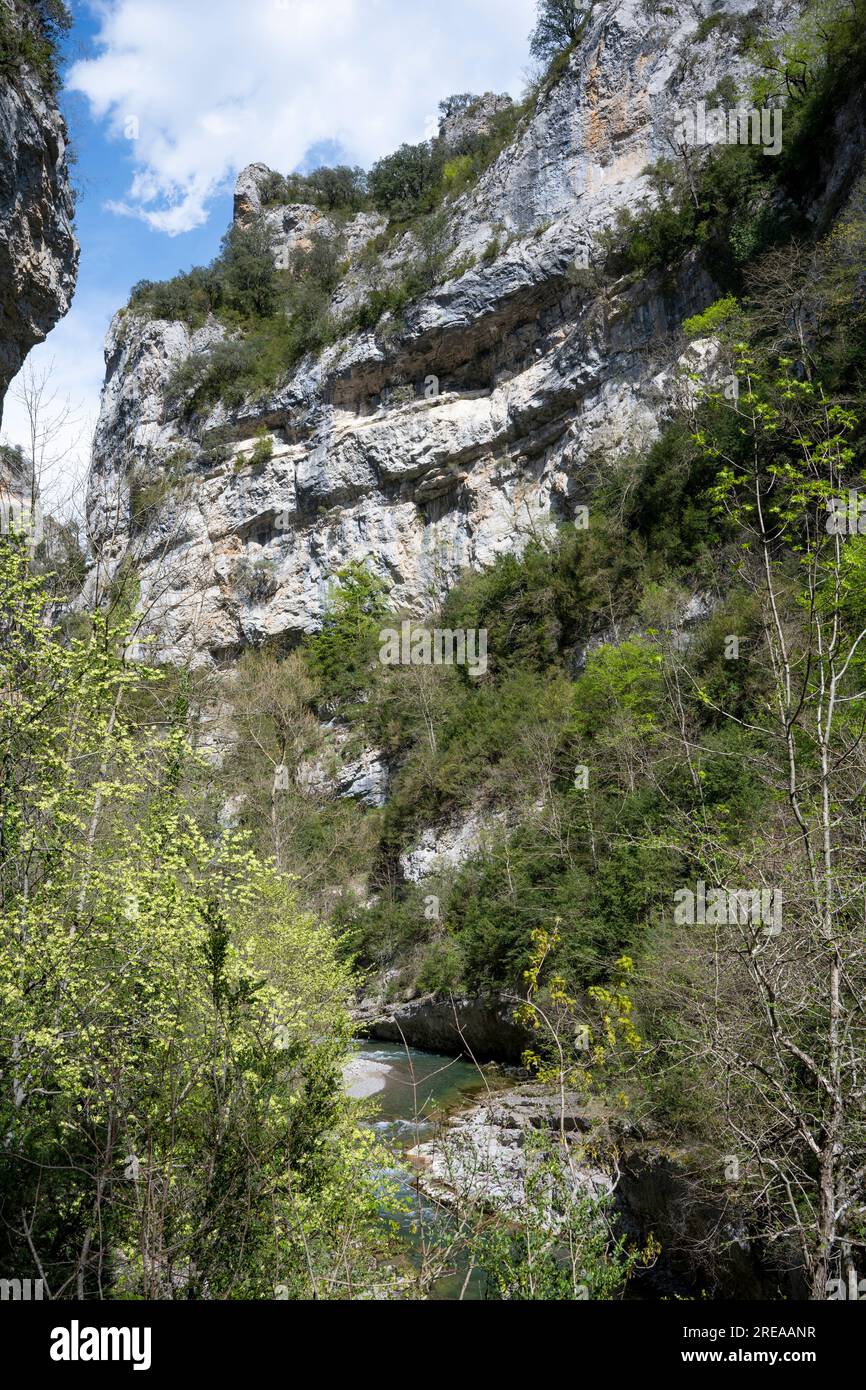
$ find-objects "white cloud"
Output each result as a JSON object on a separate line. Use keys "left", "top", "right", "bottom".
{"left": 70, "top": 0, "right": 538, "bottom": 234}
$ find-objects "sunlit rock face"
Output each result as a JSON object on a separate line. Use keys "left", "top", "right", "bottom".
{"left": 86, "top": 0, "right": 802, "bottom": 668}
{"left": 0, "top": 0, "right": 78, "bottom": 424}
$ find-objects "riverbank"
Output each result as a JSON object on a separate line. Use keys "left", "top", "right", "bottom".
{"left": 344, "top": 1038, "right": 807, "bottom": 1300}
{"left": 407, "top": 1082, "right": 612, "bottom": 1211}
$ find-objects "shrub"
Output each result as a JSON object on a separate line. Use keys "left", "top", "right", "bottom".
{"left": 682, "top": 294, "right": 741, "bottom": 340}
{"left": 129, "top": 265, "right": 221, "bottom": 327}
{"left": 128, "top": 451, "right": 189, "bottom": 532}
{"left": 0, "top": 0, "right": 71, "bottom": 93}
{"left": 198, "top": 426, "right": 236, "bottom": 469}
{"left": 305, "top": 562, "right": 390, "bottom": 704}
{"left": 249, "top": 430, "right": 274, "bottom": 468}
{"left": 166, "top": 338, "right": 258, "bottom": 416}
{"left": 130, "top": 215, "right": 279, "bottom": 327}
{"left": 259, "top": 165, "right": 369, "bottom": 212}
{"left": 219, "top": 217, "right": 280, "bottom": 319}
{"left": 528, "top": 0, "right": 591, "bottom": 65}
{"left": 234, "top": 553, "right": 279, "bottom": 602}
{"left": 368, "top": 141, "right": 445, "bottom": 219}
{"left": 416, "top": 937, "right": 464, "bottom": 994}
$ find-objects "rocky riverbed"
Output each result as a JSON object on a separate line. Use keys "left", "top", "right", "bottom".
{"left": 407, "top": 1083, "right": 612, "bottom": 1212}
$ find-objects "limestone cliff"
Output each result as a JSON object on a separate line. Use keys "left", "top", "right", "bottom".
{"left": 0, "top": 0, "right": 78, "bottom": 428}
{"left": 86, "top": 0, "right": 807, "bottom": 666}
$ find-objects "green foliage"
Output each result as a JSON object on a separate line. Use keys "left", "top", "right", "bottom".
{"left": 600, "top": 0, "right": 866, "bottom": 289}
{"left": 693, "top": 10, "right": 759, "bottom": 49}
{"left": 0, "top": 0, "right": 71, "bottom": 93}
{"left": 305, "top": 561, "right": 390, "bottom": 704}
{"left": 369, "top": 141, "right": 445, "bottom": 220}
{"left": 682, "top": 294, "right": 741, "bottom": 340}
{"left": 147, "top": 220, "right": 346, "bottom": 415}
{"left": 470, "top": 1137, "right": 655, "bottom": 1299}
{"left": 367, "top": 102, "right": 525, "bottom": 225}
{"left": 128, "top": 450, "right": 190, "bottom": 532}
{"left": 0, "top": 541, "right": 391, "bottom": 1297}
{"left": 233, "top": 552, "right": 278, "bottom": 603}
{"left": 528, "top": 0, "right": 591, "bottom": 65}
{"left": 599, "top": 143, "right": 779, "bottom": 286}
{"left": 259, "top": 164, "right": 369, "bottom": 212}
{"left": 249, "top": 427, "right": 274, "bottom": 468}
{"left": 571, "top": 640, "right": 663, "bottom": 742}
{"left": 131, "top": 215, "right": 281, "bottom": 328}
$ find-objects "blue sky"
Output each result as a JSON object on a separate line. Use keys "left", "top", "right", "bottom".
{"left": 2, "top": 0, "right": 538, "bottom": 513}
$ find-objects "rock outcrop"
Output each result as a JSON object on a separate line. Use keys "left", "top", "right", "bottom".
{"left": 355, "top": 991, "right": 534, "bottom": 1064}
{"left": 85, "top": 0, "right": 808, "bottom": 667}
{"left": 0, "top": 0, "right": 78, "bottom": 423}
{"left": 409, "top": 1084, "right": 610, "bottom": 1212}
{"left": 409, "top": 1082, "right": 807, "bottom": 1297}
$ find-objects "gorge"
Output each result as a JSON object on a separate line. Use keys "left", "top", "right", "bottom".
{"left": 2, "top": 0, "right": 865, "bottom": 1306}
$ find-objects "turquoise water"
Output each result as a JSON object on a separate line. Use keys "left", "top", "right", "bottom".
{"left": 349, "top": 1038, "right": 489, "bottom": 1298}
{"left": 352, "top": 1037, "right": 488, "bottom": 1139}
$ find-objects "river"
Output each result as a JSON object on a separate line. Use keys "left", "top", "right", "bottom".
{"left": 344, "top": 1038, "right": 490, "bottom": 1298}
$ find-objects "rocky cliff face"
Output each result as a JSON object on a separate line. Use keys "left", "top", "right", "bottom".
{"left": 86, "top": 0, "right": 798, "bottom": 667}
{"left": 0, "top": 0, "right": 78, "bottom": 427}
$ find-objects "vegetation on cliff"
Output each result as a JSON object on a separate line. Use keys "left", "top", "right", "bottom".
{"left": 195, "top": 4, "right": 866, "bottom": 1291}
{"left": 4, "top": 0, "right": 866, "bottom": 1303}
{"left": 0, "top": 0, "right": 71, "bottom": 94}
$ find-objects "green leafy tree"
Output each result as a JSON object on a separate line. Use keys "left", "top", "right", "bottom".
{"left": 368, "top": 141, "right": 443, "bottom": 219}
{"left": 0, "top": 539, "right": 391, "bottom": 1298}
{"left": 529, "top": 0, "right": 590, "bottom": 65}
{"left": 306, "top": 561, "right": 389, "bottom": 704}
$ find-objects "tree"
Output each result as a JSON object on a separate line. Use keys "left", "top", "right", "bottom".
{"left": 529, "top": 0, "right": 591, "bottom": 65}
{"left": 308, "top": 164, "right": 368, "bottom": 211}
{"left": 368, "top": 141, "right": 443, "bottom": 219}
{"left": 439, "top": 93, "right": 478, "bottom": 120}
{"left": 219, "top": 215, "right": 279, "bottom": 319}
{"left": 652, "top": 347, "right": 866, "bottom": 1299}
{"left": 306, "top": 560, "right": 389, "bottom": 704}
{"left": 0, "top": 540, "right": 392, "bottom": 1298}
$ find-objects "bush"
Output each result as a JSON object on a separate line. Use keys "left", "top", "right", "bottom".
{"left": 219, "top": 218, "right": 280, "bottom": 319}
{"left": 305, "top": 562, "right": 390, "bottom": 704}
{"left": 166, "top": 338, "right": 256, "bottom": 416}
{"left": 129, "top": 265, "right": 221, "bottom": 327}
{"left": 368, "top": 141, "right": 445, "bottom": 219}
{"left": 416, "top": 937, "right": 464, "bottom": 994}
{"left": 130, "top": 215, "right": 279, "bottom": 327}
{"left": 142, "top": 220, "right": 344, "bottom": 413}
{"left": 249, "top": 430, "right": 274, "bottom": 468}
{"left": 0, "top": 0, "right": 71, "bottom": 93}
{"left": 260, "top": 165, "right": 369, "bottom": 212}
{"left": 128, "top": 451, "right": 189, "bottom": 533}
{"left": 528, "top": 0, "right": 591, "bottom": 65}
{"left": 233, "top": 553, "right": 279, "bottom": 602}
